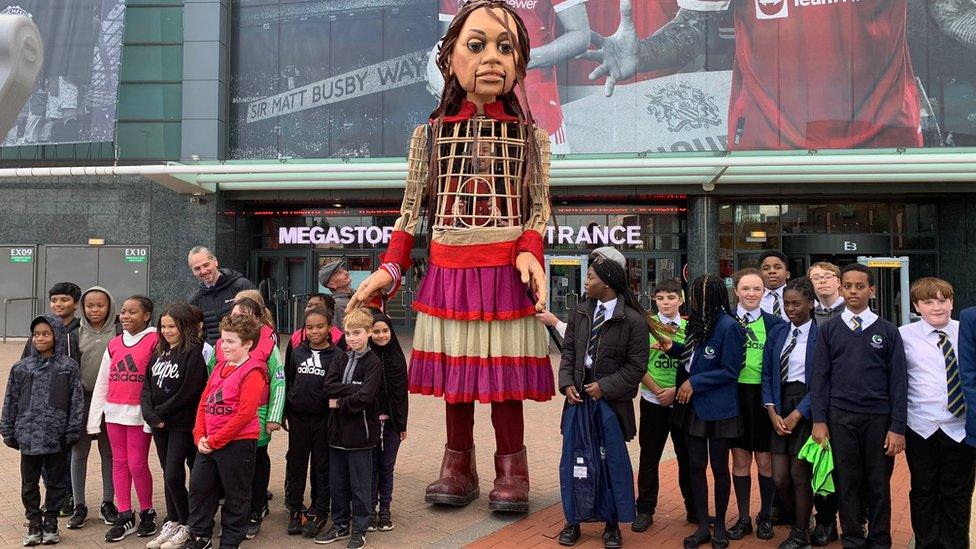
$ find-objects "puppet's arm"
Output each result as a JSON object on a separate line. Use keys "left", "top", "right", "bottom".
{"left": 513, "top": 127, "right": 552, "bottom": 310}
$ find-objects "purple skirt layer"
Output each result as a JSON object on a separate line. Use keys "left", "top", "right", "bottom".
{"left": 413, "top": 264, "right": 536, "bottom": 321}
{"left": 409, "top": 350, "right": 555, "bottom": 404}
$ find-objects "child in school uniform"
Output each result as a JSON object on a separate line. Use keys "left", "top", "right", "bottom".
{"left": 759, "top": 251, "right": 791, "bottom": 323}
{"left": 762, "top": 278, "right": 819, "bottom": 549}
{"left": 900, "top": 277, "right": 975, "bottom": 549}
{"left": 811, "top": 263, "right": 907, "bottom": 549}
{"left": 632, "top": 279, "right": 695, "bottom": 532}
{"left": 729, "top": 268, "right": 785, "bottom": 541}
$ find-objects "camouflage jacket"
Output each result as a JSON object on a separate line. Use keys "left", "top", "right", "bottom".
{"left": 1, "top": 314, "right": 85, "bottom": 455}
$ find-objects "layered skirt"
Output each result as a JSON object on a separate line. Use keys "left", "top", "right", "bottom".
{"left": 407, "top": 263, "right": 555, "bottom": 404}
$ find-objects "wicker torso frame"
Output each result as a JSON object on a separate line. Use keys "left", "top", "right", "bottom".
{"left": 432, "top": 117, "right": 526, "bottom": 231}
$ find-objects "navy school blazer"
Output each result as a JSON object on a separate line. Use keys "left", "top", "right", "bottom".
{"left": 957, "top": 307, "right": 976, "bottom": 448}
{"left": 761, "top": 321, "right": 819, "bottom": 420}
{"left": 670, "top": 312, "right": 746, "bottom": 421}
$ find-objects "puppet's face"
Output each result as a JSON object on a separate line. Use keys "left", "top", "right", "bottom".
{"left": 449, "top": 7, "right": 519, "bottom": 103}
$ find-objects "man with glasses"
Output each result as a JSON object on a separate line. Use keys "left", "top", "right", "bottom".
{"left": 809, "top": 262, "right": 844, "bottom": 325}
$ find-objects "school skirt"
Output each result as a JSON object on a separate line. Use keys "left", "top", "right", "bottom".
{"left": 671, "top": 401, "right": 743, "bottom": 440}
{"left": 732, "top": 383, "right": 773, "bottom": 452}
{"left": 770, "top": 382, "right": 813, "bottom": 456}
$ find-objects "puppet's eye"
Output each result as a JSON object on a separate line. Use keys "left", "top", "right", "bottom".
{"left": 467, "top": 40, "right": 484, "bottom": 53}
{"left": 498, "top": 42, "right": 513, "bottom": 55}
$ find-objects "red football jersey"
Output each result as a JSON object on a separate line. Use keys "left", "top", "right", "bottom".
{"left": 566, "top": 0, "right": 680, "bottom": 86}
{"left": 680, "top": 0, "right": 922, "bottom": 150}
{"left": 440, "top": 0, "right": 586, "bottom": 145}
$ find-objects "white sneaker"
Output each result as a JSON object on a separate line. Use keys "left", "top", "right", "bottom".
{"left": 160, "top": 525, "right": 191, "bottom": 549}
{"left": 146, "top": 521, "right": 179, "bottom": 549}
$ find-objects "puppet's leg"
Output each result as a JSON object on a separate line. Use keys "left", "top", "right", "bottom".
{"left": 424, "top": 401, "right": 480, "bottom": 506}
{"left": 488, "top": 400, "right": 529, "bottom": 512}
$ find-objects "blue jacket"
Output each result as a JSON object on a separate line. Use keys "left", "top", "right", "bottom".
{"left": 672, "top": 312, "right": 746, "bottom": 421}
{"left": 762, "top": 321, "right": 819, "bottom": 420}
{"left": 958, "top": 307, "right": 976, "bottom": 448}
{"left": 559, "top": 397, "right": 635, "bottom": 524}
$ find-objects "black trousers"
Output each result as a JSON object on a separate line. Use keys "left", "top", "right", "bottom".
{"left": 284, "top": 414, "right": 331, "bottom": 515}
{"left": 905, "top": 428, "right": 976, "bottom": 549}
{"left": 22, "top": 450, "right": 70, "bottom": 524}
{"left": 828, "top": 409, "right": 894, "bottom": 549}
{"left": 636, "top": 398, "right": 694, "bottom": 516}
{"left": 250, "top": 444, "right": 271, "bottom": 517}
{"left": 187, "top": 440, "right": 256, "bottom": 547}
{"left": 153, "top": 429, "right": 196, "bottom": 525}
{"left": 330, "top": 448, "right": 373, "bottom": 535}
{"left": 371, "top": 420, "right": 402, "bottom": 514}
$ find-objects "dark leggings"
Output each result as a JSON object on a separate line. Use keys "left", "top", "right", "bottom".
{"left": 686, "top": 433, "right": 732, "bottom": 536}
{"left": 772, "top": 453, "right": 813, "bottom": 531}
{"left": 250, "top": 444, "right": 271, "bottom": 517}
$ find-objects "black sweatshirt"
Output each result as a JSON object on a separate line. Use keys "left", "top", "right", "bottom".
{"left": 141, "top": 344, "right": 209, "bottom": 432}
{"left": 285, "top": 341, "right": 341, "bottom": 418}
{"left": 323, "top": 349, "right": 382, "bottom": 450}
{"left": 810, "top": 315, "right": 908, "bottom": 434}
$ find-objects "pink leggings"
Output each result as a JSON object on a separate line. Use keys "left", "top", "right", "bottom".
{"left": 106, "top": 423, "right": 153, "bottom": 513}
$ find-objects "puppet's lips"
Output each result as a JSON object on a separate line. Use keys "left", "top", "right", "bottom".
{"left": 477, "top": 70, "right": 505, "bottom": 80}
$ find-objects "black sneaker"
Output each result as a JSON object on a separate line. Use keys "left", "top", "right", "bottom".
{"left": 287, "top": 509, "right": 306, "bottom": 535}
{"left": 177, "top": 534, "right": 212, "bottom": 549}
{"left": 245, "top": 513, "right": 262, "bottom": 540}
{"left": 99, "top": 501, "right": 119, "bottom": 526}
{"left": 367, "top": 513, "right": 378, "bottom": 532}
{"left": 631, "top": 512, "right": 653, "bottom": 533}
{"left": 558, "top": 523, "right": 581, "bottom": 546}
{"left": 727, "top": 517, "right": 753, "bottom": 540}
{"left": 41, "top": 520, "right": 60, "bottom": 545}
{"left": 262, "top": 502, "right": 270, "bottom": 518}
{"left": 346, "top": 532, "right": 366, "bottom": 549}
{"left": 315, "top": 525, "right": 351, "bottom": 544}
{"left": 67, "top": 504, "right": 87, "bottom": 529}
{"left": 756, "top": 515, "right": 774, "bottom": 540}
{"left": 58, "top": 495, "right": 73, "bottom": 518}
{"left": 376, "top": 513, "right": 394, "bottom": 532}
{"left": 137, "top": 508, "right": 157, "bottom": 538}
{"left": 302, "top": 512, "right": 328, "bottom": 538}
{"left": 23, "top": 522, "right": 42, "bottom": 546}
{"left": 105, "top": 511, "right": 136, "bottom": 542}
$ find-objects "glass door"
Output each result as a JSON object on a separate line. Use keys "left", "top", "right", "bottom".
{"left": 624, "top": 254, "right": 680, "bottom": 312}
{"left": 252, "top": 250, "right": 312, "bottom": 334}
{"left": 546, "top": 255, "right": 587, "bottom": 325}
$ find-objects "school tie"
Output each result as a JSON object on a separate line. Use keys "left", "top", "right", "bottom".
{"left": 780, "top": 328, "right": 800, "bottom": 383}
{"left": 739, "top": 312, "right": 751, "bottom": 328}
{"left": 851, "top": 315, "right": 863, "bottom": 334}
{"left": 680, "top": 337, "right": 696, "bottom": 372}
{"left": 936, "top": 330, "right": 966, "bottom": 418}
{"left": 771, "top": 292, "right": 782, "bottom": 318}
{"left": 586, "top": 304, "right": 607, "bottom": 367}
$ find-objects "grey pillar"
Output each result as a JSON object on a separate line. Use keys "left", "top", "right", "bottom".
{"left": 687, "top": 195, "right": 719, "bottom": 280}
{"left": 181, "top": 0, "right": 229, "bottom": 161}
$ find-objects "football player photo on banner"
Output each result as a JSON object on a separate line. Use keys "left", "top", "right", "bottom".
{"left": 227, "top": 0, "right": 976, "bottom": 160}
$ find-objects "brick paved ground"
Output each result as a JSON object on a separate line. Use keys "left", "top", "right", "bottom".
{"left": 0, "top": 340, "right": 971, "bottom": 548}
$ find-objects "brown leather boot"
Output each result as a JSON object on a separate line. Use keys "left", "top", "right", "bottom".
{"left": 424, "top": 445, "right": 479, "bottom": 506}
{"left": 488, "top": 446, "right": 529, "bottom": 513}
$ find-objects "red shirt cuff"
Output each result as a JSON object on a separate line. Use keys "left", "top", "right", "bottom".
{"left": 382, "top": 230, "right": 414, "bottom": 271}
{"left": 513, "top": 230, "right": 544, "bottom": 268}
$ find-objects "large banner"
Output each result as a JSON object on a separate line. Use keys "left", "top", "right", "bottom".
{"left": 229, "top": 0, "right": 976, "bottom": 159}
{"left": 1, "top": 0, "right": 125, "bottom": 146}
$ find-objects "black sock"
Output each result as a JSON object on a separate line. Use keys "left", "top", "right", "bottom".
{"left": 733, "top": 475, "right": 751, "bottom": 521}
{"left": 758, "top": 474, "right": 775, "bottom": 519}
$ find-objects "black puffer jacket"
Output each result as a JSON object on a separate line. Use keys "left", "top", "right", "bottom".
{"left": 557, "top": 298, "right": 650, "bottom": 441}
{"left": 188, "top": 268, "right": 255, "bottom": 344}
{"left": 1, "top": 314, "right": 85, "bottom": 455}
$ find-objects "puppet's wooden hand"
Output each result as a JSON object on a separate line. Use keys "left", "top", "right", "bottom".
{"left": 516, "top": 252, "right": 547, "bottom": 312}
{"left": 346, "top": 268, "right": 394, "bottom": 313}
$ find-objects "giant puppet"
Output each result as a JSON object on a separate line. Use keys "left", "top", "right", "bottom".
{"left": 347, "top": 0, "right": 552, "bottom": 513}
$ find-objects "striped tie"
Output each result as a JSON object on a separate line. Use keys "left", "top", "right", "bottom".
{"left": 780, "top": 328, "right": 800, "bottom": 383}
{"left": 771, "top": 293, "right": 782, "bottom": 318}
{"left": 851, "top": 315, "right": 863, "bottom": 334}
{"left": 680, "top": 337, "right": 695, "bottom": 372}
{"left": 937, "top": 330, "right": 966, "bottom": 418}
{"left": 586, "top": 304, "right": 607, "bottom": 367}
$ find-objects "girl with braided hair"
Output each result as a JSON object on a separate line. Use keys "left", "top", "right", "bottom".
{"left": 347, "top": 0, "right": 553, "bottom": 513}
{"left": 666, "top": 274, "right": 745, "bottom": 548}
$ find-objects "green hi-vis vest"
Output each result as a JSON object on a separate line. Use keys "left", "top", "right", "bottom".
{"left": 738, "top": 314, "right": 767, "bottom": 384}
{"left": 646, "top": 318, "right": 687, "bottom": 390}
